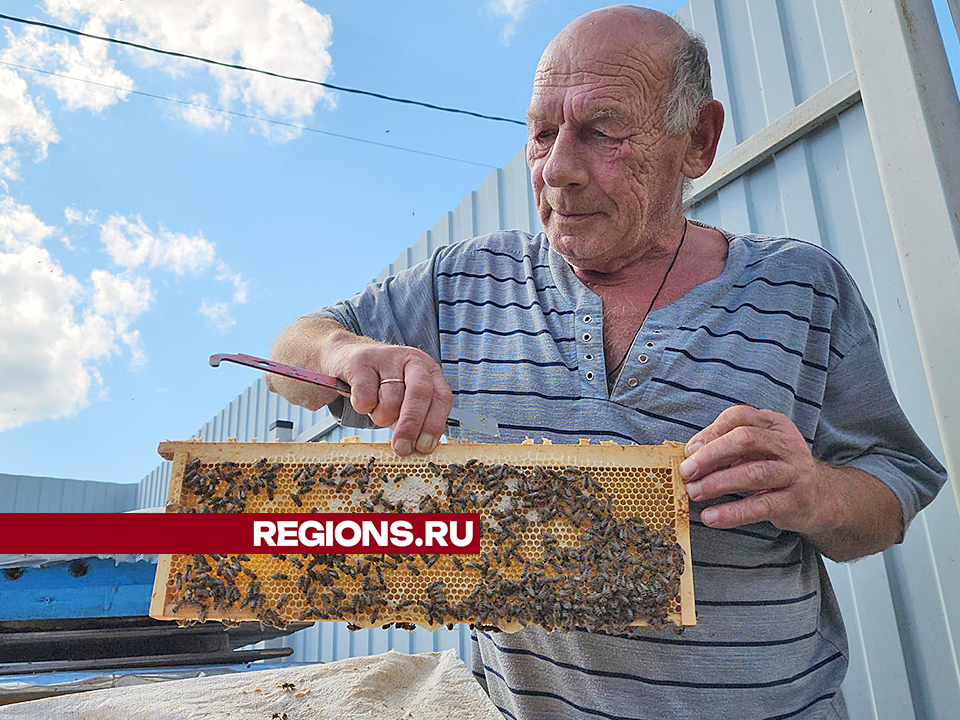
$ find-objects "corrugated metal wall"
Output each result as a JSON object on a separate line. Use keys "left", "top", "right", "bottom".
{"left": 130, "top": 0, "right": 959, "bottom": 715}
{"left": 0, "top": 472, "right": 137, "bottom": 513}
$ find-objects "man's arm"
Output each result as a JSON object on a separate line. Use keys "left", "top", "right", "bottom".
{"left": 804, "top": 464, "right": 903, "bottom": 561}
{"left": 267, "top": 316, "right": 452, "bottom": 456}
{"left": 680, "top": 406, "right": 904, "bottom": 562}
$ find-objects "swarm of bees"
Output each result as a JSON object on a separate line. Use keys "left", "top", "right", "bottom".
{"left": 165, "top": 452, "right": 686, "bottom": 633}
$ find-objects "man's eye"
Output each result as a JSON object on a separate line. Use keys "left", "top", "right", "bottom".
{"left": 536, "top": 130, "right": 556, "bottom": 142}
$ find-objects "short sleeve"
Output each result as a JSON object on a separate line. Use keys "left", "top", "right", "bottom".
{"left": 307, "top": 247, "right": 447, "bottom": 428}
{"left": 812, "top": 334, "right": 948, "bottom": 531}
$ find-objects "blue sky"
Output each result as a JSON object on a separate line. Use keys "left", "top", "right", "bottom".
{"left": 1, "top": 1, "right": 957, "bottom": 486}
{"left": 0, "top": 0, "right": 681, "bottom": 484}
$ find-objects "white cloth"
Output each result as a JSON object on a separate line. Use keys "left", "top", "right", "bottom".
{"left": 0, "top": 650, "right": 503, "bottom": 720}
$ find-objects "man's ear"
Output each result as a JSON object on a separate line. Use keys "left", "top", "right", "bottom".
{"left": 681, "top": 100, "right": 724, "bottom": 179}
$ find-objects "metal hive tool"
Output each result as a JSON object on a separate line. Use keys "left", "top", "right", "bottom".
{"left": 150, "top": 439, "right": 696, "bottom": 633}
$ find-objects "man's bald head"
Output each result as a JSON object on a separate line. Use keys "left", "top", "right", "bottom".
{"left": 549, "top": 5, "right": 688, "bottom": 69}
{"left": 537, "top": 6, "right": 711, "bottom": 136}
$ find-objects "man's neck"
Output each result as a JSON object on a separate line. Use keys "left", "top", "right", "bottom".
{"left": 568, "top": 218, "right": 688, "bottom": 290}
{"left": 569, "top": 222, "right": 729, "bottom": 318}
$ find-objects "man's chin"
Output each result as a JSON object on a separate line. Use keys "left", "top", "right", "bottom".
{"left": 546, "top": 231, "right": 610, "bottom": 268}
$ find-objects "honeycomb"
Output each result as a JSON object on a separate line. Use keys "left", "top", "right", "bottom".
{"left": 150, "top": 439, "right": 695, "bottom": 633}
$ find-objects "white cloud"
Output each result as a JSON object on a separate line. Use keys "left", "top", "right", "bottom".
{"left": 42, "top": 0, "right": 336, "bottom": 141}
{"left": 198, "top": 298, "right": 236, "bottom": 332}
{"left": 1, "top": 21, "right": 134, "bottom": 113}
{"left": 0, "top": 200, "right": 162, "bottom": 430}
{"left": 64, "top": 205, "right": 97, "bottom": 226}
{"left": 99, "top": 213, "right": 248, "bottom": 330}
{"left": 120, "top": 329, "right": 147, "bottom": 366}
{"left": 90, "top": 269, "right": 153, "bottom": 366}
{"left": 0, "top": 222, "right": 114, "bottom": 431}
{"left": 216, "top": 261, "right": 249, "bottom": 304}
{"left": 487, "top": 0, "right": 537, "bottom": 45}
{"left": 0, "top": 66, "right": 59, "bottom": 176}
{"left": 0, "top": 196, "right": 58, "bottom": 251}
{"left": 0, "top": 147, "right": 21, "bottom": 187}
{"left": 156, "top": 229, "right": 217, "bottom": 275}
{"left": 99, "top": 214, "right": 153, "bottom": 267}
{"left": 90, "top": 268, "right": 152, "bottom": 321}
{"left": 0, "top": 243, "right": 94, "bottom": 431}
{"left": 99, "top": 214, "right": 216, "bottom": 275}
{"left": 177, "top": 93, "right": 231, "bottom": 131}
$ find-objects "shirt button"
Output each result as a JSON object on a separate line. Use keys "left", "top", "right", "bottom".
{"left": 583, "top": 315, "right": 592, "bottom": 323}
{"left": 638, "top": 354, "right": 649, "bottom": 363}
{"left": 585, "top": 353, "right": 594, "bottom": 361}
{"left": 627, "top": 377, "right": 639, "bottom": 388}
{"left": 645, "top": 342, "right": 655, "bottom": 348}
{"left": 652, "top": 330, "right": 662, "bottom": 334}
{"left": 585, "top": 371, "right": 595, "bottom": 381}
{"left": 583, "top": 333, "right": 592, "bottom": 341}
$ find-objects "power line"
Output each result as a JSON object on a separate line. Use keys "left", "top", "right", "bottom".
{"left": 0, "top": 12, "right": 526, "bottom": 127}
{"left": 0, "top": 61, "right": 500, "bottom": 169}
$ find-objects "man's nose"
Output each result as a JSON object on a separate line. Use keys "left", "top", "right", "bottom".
{"left": 541, "top": 129, "right": 588, "bottom": 188}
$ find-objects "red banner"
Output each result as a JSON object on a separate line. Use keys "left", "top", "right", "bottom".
{"left": 0, "top": 513, "right": 481, "bottom": 554}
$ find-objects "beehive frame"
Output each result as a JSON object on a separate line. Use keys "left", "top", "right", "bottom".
{"left": 151, "top": 439, "right": 695, "bottom": 632}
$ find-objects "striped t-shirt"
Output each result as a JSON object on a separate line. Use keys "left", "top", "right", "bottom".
{"left": 318, "top": 223, "right": 946, "bottom": 720}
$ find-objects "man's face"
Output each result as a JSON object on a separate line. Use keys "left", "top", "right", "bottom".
{"left": 527, "top": 22, "right": 686, "bottom": 271}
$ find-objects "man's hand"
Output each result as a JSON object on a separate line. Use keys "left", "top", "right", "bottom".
{"left": 267, "top": 317, "right": 451, "bottom": 457}
{"left": 681, "top": 405, "right": 829, "bottom": 534}
{"left": 680, "top": 405, "right": 903, "bottom": 561}
{"left": 324, "top": 335, "right": 452, "bottom": 456}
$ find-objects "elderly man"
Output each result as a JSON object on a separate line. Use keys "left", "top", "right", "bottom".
{"left": 268, "top": 6, "right": 946, "bottom": 719}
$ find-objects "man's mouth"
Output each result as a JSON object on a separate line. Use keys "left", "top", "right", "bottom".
{"left": 552, "top": 209, "right": 599, "bottom": 220}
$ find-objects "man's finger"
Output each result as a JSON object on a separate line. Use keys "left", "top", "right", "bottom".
{"left": 391, "top": 362, "right": 435, "bottom": 455}
{"left": 369, "top": 375, "right": 405, "bottom": 428}
{"left": 680, "top": 425, "right": 778, "bottom": 481}
{"left": 699, "top": 491, "right": 787, "bottom": 529}
{"left": 685, "top": 460, "right": 788, "bottom": 502}
{"left": 685, "top": 405, "right": 778, "bottom": 456}
{"left": 416, "top": 367, "right": 452, "bottom": 452}
{"left": 346, "top": 365, "right": 381, "bottom": 415}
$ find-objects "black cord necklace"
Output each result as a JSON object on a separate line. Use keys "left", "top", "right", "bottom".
{"left": 606, "top": 218, "right": 688, "bottom": 384}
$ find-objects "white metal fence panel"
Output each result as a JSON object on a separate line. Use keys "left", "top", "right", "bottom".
{"left": 0, "top": 473, "right": 137, "bottom": 513}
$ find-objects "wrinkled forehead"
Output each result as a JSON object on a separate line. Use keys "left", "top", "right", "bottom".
{"left": 528, "top": 42, "right": 673, "bottom": 124}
